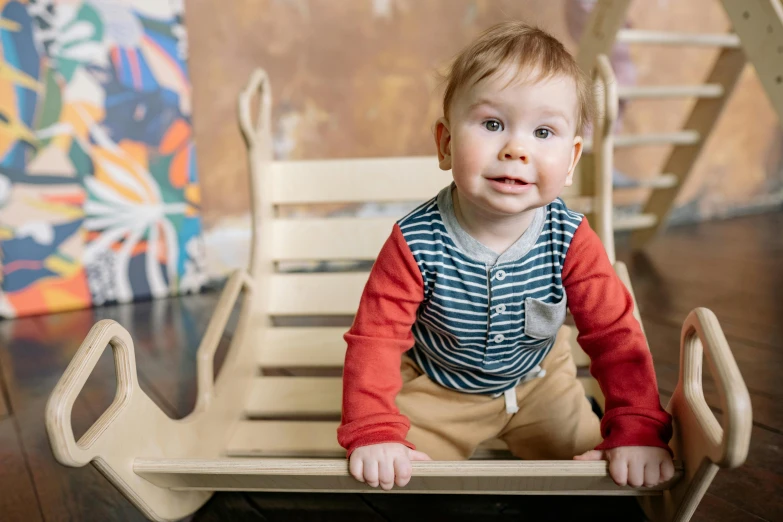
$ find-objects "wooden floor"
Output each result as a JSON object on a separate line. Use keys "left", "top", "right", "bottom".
{"left": 1, "top": 211, "right": 781, "bottom": 521}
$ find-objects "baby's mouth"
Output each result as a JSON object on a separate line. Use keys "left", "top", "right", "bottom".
{"left": 490, "top": 176, "right": 528, "bottom": 185}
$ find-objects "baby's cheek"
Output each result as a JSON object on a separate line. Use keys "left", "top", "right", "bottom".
{"left": 452, "top": 148, "right": 482, "bottom": 176}
{"left": 538, "top": 159, "right": 572, "bottom": 195}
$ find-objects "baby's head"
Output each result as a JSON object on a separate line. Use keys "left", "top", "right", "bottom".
{"left": 441, "top": 21, "right": 592, "bottom": 135}
{"left": 435, "top": 22, "right": 592, "bottom": 218}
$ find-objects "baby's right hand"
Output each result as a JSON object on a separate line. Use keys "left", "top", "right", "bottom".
{"left": 349, "top": 443, "right": 431, "bottom": 490}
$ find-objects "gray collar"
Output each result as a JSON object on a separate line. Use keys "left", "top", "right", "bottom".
{"left": 437, "top": 183, "right": 545, "bottom": 266}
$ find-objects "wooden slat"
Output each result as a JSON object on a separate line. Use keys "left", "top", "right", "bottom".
{"left": 272, "top": 217, "right": 395, "bottom": 261}
{"left": 241, "top": 376, "right": 602, "bottom": 422}
{"left": 614, "top": 213, "right": 658, "bottom": 231}
{"left": 615, "top": 29, "right": 742, "bottom": 48}
{"left": 582, "top": 131, "right": 699, "bottom": 152}
{"left": 270, "top": 201, "right": 668, "bottom": 262}
{"left": 613, "top": 130, "right": 700, "bottom": 148}
{"left": 134, "top": 458, "right": 680, "bottom": 495}
{"left": 245, "top": 377, "right": 341, "bottom": 416}
{"left": 268, "top": 151, "right": 674, "bottom": 215}
{"left": 268, "top": 257, "right": 649, "bottom": 319}
{"left": 271, "top": 157, "right": 451, "bottom": 204}
{"left": 226, "top": 419, "right": 512, "bottom": 460}
{"left": 258, "top": 326, "right": 593, "bottom": 369}
{"left": 618, "top": 84, "right": 724, "bottom": 99}
{"left": 260, "top": 327, "right": 347, "bottom": 367}
{"left": 271, "top": 196, "right": 606, "bottom": 261}
{"left": 634, "top": 174, "right": 678, "bottom": 189}
{"left": 270, "top": 157, "right": 584, "bottom": 205}
{"left": 269, "top": 273, "right": 367, "bottom": 315}
{"left": 226, "top": 420, "right": 341, "bottom": 457}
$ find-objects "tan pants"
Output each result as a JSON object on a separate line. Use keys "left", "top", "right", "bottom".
{"left": 396, "top": 327, "right": 602, "bottom": 460}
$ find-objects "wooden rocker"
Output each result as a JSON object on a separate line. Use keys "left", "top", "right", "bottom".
{"left": 45, "top": 57, "right": 752, "bottom": 522}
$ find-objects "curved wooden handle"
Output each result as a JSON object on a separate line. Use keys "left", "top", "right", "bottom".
{"left": 593, "top": 54, "right": 619, "bottom": 136}
{"left": 238, "top": 68, "right": 272, "bottom": 148}
{"left": 680, "top": 308, "right": 752, "bottom": 468}
{"left": 591, "top": 53, "right": 618, "bottom": 263}
{"left": 44, "top": 320, "right": 138, "bottom": 467}
{"left": 194, "top": 270, "right": 253, "bottom": 412}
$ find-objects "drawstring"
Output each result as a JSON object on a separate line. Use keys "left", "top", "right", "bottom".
{"left": 503, "top": 365, "right": 547, "bottom": 414}
{"left": 504, "top": 388, "right": 519, "bottom": 414}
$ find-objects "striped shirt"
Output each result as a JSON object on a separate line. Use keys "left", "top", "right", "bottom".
{"left": 338, "top": 184, "right": 672, "bottom": 456}
{"left": 400, "top": 185, "right": 581, "bottom": 394}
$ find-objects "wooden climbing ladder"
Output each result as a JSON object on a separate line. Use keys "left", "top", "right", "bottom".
{"left": 577, "top": 0, "right": 783, "bottom": 248}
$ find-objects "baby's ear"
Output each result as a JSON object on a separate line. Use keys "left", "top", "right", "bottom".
{"left": 564, "top": 135, "right": 583, "bottom": 187}
{"left": 435, "top": 117, "right": 452, "bottom": 171}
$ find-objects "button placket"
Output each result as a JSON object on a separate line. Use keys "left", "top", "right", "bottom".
{"left": 486, "top": 266, "right": 510, "bottom": 364}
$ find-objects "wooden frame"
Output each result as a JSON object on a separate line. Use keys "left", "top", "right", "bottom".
{"left": 44, "top": 60, "right": 751, "bottom": 522}
{"left": 576, "top": 0, "right": 783, "bottom": 248}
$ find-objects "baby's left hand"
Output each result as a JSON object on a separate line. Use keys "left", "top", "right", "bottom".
{"left": 574, "top": 446, "right": 675, "bottom": 488}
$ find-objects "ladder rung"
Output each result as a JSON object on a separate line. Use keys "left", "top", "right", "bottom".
{"left": 618, "top": 84, "right": 724, "bottom": 100}
{"left": 614, "top": 131, "right": 700, "bottom": 148}
{"left": 584, "top": 131, "right": 700, "bottom": 151}
{"left": 570, "top": 174, "right": 676, "bottom": 208}
{"left": 634, "top": 173, "right": 678, "bottom": 189}
{"left": 614, "top": 214, "right": 658, "bottom": 231}
{"left": 616, "top": 29, "right": 741, "bottom": 48}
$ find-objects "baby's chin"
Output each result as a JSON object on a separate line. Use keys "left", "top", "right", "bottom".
{"left": 476, "top": 200, "right": 544, "bottom": 219}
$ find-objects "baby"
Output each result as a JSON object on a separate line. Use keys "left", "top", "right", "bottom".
{"left": 338, "top": 21, "right": 674, "bottom": 491}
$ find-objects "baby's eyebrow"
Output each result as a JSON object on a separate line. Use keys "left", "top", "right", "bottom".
{"left": 537, "top": 108, "right": 573, "bottom": 124}
{"left": 467, "top": 98, "right": 502, "bottom": 111}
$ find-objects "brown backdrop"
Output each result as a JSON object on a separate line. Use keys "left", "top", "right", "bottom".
{"left": 185, "top": 0, "right": 782, "bottom": 229}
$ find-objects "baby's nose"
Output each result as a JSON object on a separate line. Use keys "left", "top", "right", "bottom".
{"left": 500, "top": 144, "right": 529, "bottom": 163}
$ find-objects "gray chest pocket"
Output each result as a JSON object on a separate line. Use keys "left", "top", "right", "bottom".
{"left": 524, "top": 296, "right": 567, "bottom": 339}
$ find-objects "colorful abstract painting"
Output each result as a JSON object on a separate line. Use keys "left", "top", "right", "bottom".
{"left": 0, "top": 0, "right": 206, "bottom": 318}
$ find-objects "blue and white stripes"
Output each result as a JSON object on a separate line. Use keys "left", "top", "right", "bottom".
{"left": 398, "top": 188, "right": 583, "bottom": 395}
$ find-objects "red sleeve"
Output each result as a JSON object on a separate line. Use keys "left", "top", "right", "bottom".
{"left": 337, "top": 223, "right": 424, "bottom": 457}
{"left": 562, "top": 218, "right": 673, "bottom": 452}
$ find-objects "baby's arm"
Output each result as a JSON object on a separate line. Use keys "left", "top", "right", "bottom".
{"left": 562, "top": 218, "right": 674, "bottom": 485}
{"left": 338, "top": 224, "right": 426, "bottom": 488}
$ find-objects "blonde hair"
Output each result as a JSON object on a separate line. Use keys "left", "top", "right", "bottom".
{"left": 441, "top": 21, "right": 592, "bottom": 134}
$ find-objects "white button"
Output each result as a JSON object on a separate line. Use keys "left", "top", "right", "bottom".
{"left": 495, "top": 304, "right": 506, "bottom": 314}
{"left": 496, "top": 270, "right": 507, "bottom": 281}
{"left": 493, "top": 334, "right": 505, "bottom": 343}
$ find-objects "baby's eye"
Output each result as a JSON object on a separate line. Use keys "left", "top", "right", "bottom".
{"left": 483, "top": 120, "right": 503, "bottom": 132}
{"left": 534, "top": 128, "right": 552, "bottom": 139}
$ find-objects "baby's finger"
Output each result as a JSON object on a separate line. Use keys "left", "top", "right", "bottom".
{"left": 363, "top": 459, "right": 380, "bottom": 488}
{"left": 349, "top": 455, "right": 364, "bottom": 483}
{"left": 644, "top": 462, "right": 660, "bottom": 487}
{"left": 573, "top": 449, "right": 604, "bottom": 461}
{"left": 627, "top": 460, "right": 645, "bottom": 488}
{"left": 378, "top": 458, "right": 395, "bottom": 491}
{"left": 394, "top": 455, "right": 413, "bottom": 488}
{"left": 660, "top": 458, "right": 675, "bottom": 483}
{"left": 409, "top": 450, "right": 432, "bottom": 461}
{"left": 608, "top": 455, "right": 628, "bottom": 487}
